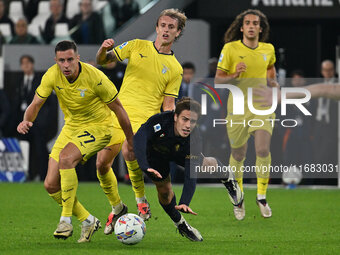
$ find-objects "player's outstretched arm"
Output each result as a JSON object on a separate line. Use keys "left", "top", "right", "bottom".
{"left": 107, "top": 98, "right": 134, "bottom": 150}
{"left": 254, "top": 83, "right": 340, "bottom": 107}
{"left": 17, "top": 94, "right": 46, "bottom": 134}
{"left": 175, "top": 204, "right": 197, "bottom": 215}
{"left": 96, "top": 39, "right": 118, "bottom": 65}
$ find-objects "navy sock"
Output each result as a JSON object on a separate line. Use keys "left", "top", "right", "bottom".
{"left": 160, "top": 194, "right": 181, "bottom": 223}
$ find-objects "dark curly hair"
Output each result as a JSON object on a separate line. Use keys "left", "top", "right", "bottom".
{"left": 224, "top": 9, "right": 270, "bottom": 43}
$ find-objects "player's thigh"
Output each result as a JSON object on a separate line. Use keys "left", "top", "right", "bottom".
{"left": 59, "top": 142, "right": 83, "bottom": 169}
{"left": 254, "top": 129, "right": 272, "bottom": 157}
{"left": 96, "top": 143, "right": 121, "bottom": 173}
{"left": 226, "top": 115, "right": 250, "bottom": 149}
{"left": 71, "top": 125, "right": 112, "bottom": 163}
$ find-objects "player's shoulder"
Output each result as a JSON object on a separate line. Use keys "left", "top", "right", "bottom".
{"left": 259, "top": 42, "right": 275, "bottom": 51}
{"left": 221, "top": 40, "right": 240, "bottom": 53}
{"left": 146, "top": 111, "right": 174, "bottom": 126}
{"left": 45, "top": 64, "right": 59, "bottom": 76}
{"left": 81, "top": 61, "right": 104, "bottom": 76}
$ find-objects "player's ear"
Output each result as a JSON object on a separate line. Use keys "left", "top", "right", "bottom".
{"left": 240, "top": 26, "right": 243, "bottom": 32}
{"left": 174, "top": 113, "right": 178, "bottom": 122}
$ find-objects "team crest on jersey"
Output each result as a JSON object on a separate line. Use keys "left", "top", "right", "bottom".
{"left": 262, "top": 54, "right": 267, "bottom": 61}
{"left": 77, "top": 89, "right": 87, "bottom": 97}
{"left": 153, "top": 124, "right": 161, "bottom": 132}
{"left": 119, "top": 42, "right": 128, "bottom": 49}
{"left": 162, "top": 64, "right": 169, "bottom": 74}
{"left": 218, "top": 53, "right": 224, "bottom": 63}
{"left": 175, "top": 144, "right": 180, "bottom": 152}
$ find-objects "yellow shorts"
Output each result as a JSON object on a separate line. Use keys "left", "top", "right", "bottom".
{"left": 106, "top": 115, "right": 150, "bottom": 147}
{"left": 226, "top": 112, "right": 275, "bottom": 149}
{"left": 50, "top": 124, "right": 113, "bottom": 163}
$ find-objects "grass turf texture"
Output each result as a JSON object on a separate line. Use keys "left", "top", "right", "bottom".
{"left": 1, "top": 183, "right": 339, "bottom": 255}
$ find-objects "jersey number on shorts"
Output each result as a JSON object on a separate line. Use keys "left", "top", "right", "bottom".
{"left": 77, "top": 131, "right": 96, "bottom": 143}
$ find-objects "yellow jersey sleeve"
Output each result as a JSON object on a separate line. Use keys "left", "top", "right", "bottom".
{"left": 164, "top": 69, "right": 182, "bottom": 98}
{"left": 268, "top": 43, "right": 276, "bottom": 67}
{"left": 113, "top": 39, "right": 137, "bottom": 61}
{"left": 36, "top": 69, "right": 54, "bottom": 99}
{"left": 217, "top": 43, "right": 231, "bottom": 73}
{"left": 93, "top": 71, "right": 118, "bottom": 104}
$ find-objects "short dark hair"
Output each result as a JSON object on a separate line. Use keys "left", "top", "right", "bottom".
{"left": 55, "top": 40, "right": 77, "bottom": 54}
{"left": 20, "top": 55, "right": 34, "bottom": 64}
{"left": 182, "top": 62, "right": 195, "bottom": 71}
{"left": 175, "top": 97, "right": 201, "bottom": 119}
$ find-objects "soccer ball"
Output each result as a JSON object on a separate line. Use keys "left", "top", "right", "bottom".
{"left": 282, "top": 166, "right": 303, "bottom": 185}
{"left": 114, "top": 213, "right": 146, "bottom": 245}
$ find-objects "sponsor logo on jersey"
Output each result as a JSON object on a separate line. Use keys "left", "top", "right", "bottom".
{"left": 153, "top": 124, "right": 161, "bottom": 132}
{"left": 218, "top": 53, "right": 224, "bottom": 63}
{"left": 139, "top": 53, "right": 147, "bottom": 58}
{"left": 119, "top": 42, "right": 128, "bottom": 49}
{"left": 262, "top": 54, "right": 267, "bottom": 61}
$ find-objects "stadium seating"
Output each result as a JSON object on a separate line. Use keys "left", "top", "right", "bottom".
{"left": 9, "top": 1, "right": 24, "bottom": 23}
{"left": 31, "top": 1, "right": 50, "bottom": 29}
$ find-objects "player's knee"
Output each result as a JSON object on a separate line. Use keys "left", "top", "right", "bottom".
{"left": 122, "top": 142, "right": 135, "bottom": 161}
{"left": 256, "top": 148, "right": 270, "bottom": 158}
{"left": 59, "top": 153, "right": 75, "bottom": 169}
{"left": 232, "top": 151, "right": 245, "bottom": 162}
{"left": 96, "top": 158, "right": 111, "bottom": 173}
{"left": 44, "top": 179, "right": 60, "bottom": 193}
{"left": 159, "top": 190, "right": 172, "bottom": 203}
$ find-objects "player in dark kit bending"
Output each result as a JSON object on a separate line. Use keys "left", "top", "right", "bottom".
{"left": 134, "top": 97, "right": 242, "bottom": 242}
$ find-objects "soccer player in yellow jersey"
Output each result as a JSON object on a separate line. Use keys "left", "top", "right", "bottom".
{"left": 95, "top": 9, "right": 186, "bottom": 234}
{"left": 17, "top": 41, "right": 133, "bottom": 242}
{"left": 215, "top": 9, "right": 279, "bottom": 220}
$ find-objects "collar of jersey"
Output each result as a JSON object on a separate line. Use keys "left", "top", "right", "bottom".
{"left": 240, "top": 39, "right": 259, "bottom": 50}
{"left": 67, "top": 62, "right": 82, "bottom": 84}
{"left": 152, "top": 41, "right": 174, "bottom": 56}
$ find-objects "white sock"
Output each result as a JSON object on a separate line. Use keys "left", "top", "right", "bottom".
{"left": 257, "top": 194, "right": 266, "bottom": 200}
{"left": 112, "top": 202, "right": 123, "bottom": 215}
{"left": 82, "top": 214, "right": 94, "bottom": 226}
{"left": 60, "top": 216, "right": 71, "bottom": 224}
{"left": 136, "top": 196, "right": 147, "bottom": 204}
{"left": 174, "top": 215, "right": 185, "bottom": 226}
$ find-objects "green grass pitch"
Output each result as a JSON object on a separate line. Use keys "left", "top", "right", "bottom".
{"left": 1, "top": 182, "right": 340, "bottom": 255}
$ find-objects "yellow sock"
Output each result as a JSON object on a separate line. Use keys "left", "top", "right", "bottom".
{"left": 97, "top": 168, "right": 121, "bottom": 206}
{"left": 73, "top": 197, "right": 90, "bottom": 222}
{"left": 256, "top": 154, "right": 271, "bottom": 196}
{"left": 49, "top": 190, "right": 89, "bottom": 221}
{"left": 49, "top": 190, "right": 62, "bottom": 206}
{"left": 229, "top": 154, "right": 245, "bottom": 193}
{"left": 60, "top": 168, "right": 78, "bottom": 217}
{"left": 126, "top": 160, "right": 145, "bottom": 198}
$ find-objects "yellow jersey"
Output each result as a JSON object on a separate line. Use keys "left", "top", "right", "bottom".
{"left": 36, "top": 62, "right": 118, "bottom": 128}
{"left": 217, "top": 40, "right": 276, "bottom": 113}
{"left": 113, "top": 39, "right": 183, "bottom": 123}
